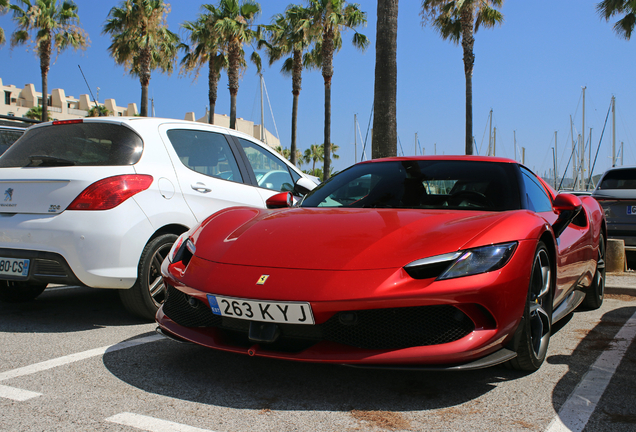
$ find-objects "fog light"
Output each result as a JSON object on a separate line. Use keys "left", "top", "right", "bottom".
{"left": 339, "top": 312, "right": 357, "bottom": 325}
{"left": 188, "top": 297, "right": 199, "bottom": 309}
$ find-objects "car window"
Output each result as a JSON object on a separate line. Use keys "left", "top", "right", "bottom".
{"left": 301, "top": 160, "right": 521, "bottom": 211}
{"left": 238, "top": 138, "right": 295, "bottom": 192}
{"left": 0, "top": 128, "right": 24, "bottom": 155}
{"left": 0, "top": 122, "right": 143, "bottom": 167}
{"left": 597, "top": 169, "right": 636, "bottom": 190}
{"left": 167, "top": 129, "right": 243, "bottom": 183}
{"left": 520, "top": 168, "right": 552, "bottom": 212}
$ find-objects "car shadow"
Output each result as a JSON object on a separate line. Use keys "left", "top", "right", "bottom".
{"left": 0, "top": 285, "right": 148, "bottom": 332}
{"left": 102, "top": 333, "right": 533, "bottom": 413}
{"left": 547, "top": 305, "right": 636, "bottom": 430}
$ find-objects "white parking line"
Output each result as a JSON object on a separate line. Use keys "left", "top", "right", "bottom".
{"left": 106, "top": 413, "right": 215, "bottom": 432}
{"left": 0, "top": 384, "right": 42, "bottom": 401}
{"left": 0, "top": 334, "right": 163, "bottom": 400}
{"left": 546, "top": 310, "right": 636, "bottom": 432}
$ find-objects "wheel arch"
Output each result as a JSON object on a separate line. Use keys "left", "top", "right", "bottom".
{"left": 148, "top": 224, "right": 190, "bottom": 244}
{"left": 539, "top": 230, "right": 558, "bottom": 302}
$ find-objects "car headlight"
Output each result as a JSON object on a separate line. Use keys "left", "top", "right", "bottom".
{"left": 438, "top": 242, "right": 517, "bottom": 280}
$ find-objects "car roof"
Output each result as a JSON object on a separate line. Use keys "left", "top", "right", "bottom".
{"left": 600, "top": 165, "right": 636, "bottom": 173}
{"left": 30, "top": 116, "right": 267, "bottom": 143}
{"left": 358, "top": 155, "right": 519, "bottom": 164}
{"left": 0, "top": 125, "right": 27, "bottom": 131}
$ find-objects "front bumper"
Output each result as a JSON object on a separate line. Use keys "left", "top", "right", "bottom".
{"left": 156, "top": 240, "right": 537, "bottom": 367}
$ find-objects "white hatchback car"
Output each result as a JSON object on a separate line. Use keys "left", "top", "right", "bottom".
{"left": 0, "top": 117, "right": 315, "bottom": 319}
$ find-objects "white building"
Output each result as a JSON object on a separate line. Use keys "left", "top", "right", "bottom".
{"left": 0, "top": 76, "right": 279, "bottom": 148}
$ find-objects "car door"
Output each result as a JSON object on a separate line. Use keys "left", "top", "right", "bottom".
{"left": 233, "top": 137, "right": 299, "bottom": 203}
{"left": 159, "top": 126, "right": 265, "bottom": 222}
{"left": 520, "top": 168, "right": 590, "bottom": 305}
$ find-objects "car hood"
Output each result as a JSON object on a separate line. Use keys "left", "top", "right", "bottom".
{"left": 191, "top": 207, "right": 531, "bottom": 271}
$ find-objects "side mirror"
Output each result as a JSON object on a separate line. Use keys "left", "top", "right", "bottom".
{"left": 266, "top": 192, "right": 293, "bottom": 209}
{"left": 294, "top": 177, "right": 317, "bottom": 196}
{"left": 552, "top": 193, "right": 583, "bottom": 238}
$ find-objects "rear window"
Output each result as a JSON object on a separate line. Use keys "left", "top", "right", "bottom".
{"left": 0, "top": 128, "right": 24, "bottom": 155}
{"left": 597, "top": 169, "right": 636, "bottom": 190}
{"left": 0, "top": 122, "right": 143, "bottom": 167}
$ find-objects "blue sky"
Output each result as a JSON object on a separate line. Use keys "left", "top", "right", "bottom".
{"left": 0, "top": 0, "right": 634, "bottom": 180}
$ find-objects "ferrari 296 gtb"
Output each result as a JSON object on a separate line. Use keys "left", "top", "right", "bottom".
{"left": 156, "top": 156, "right": 606, "bottom": 371}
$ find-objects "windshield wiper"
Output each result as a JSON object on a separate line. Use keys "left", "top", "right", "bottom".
{"left": 26, "top": 155, "right": 76, "bottom": 167}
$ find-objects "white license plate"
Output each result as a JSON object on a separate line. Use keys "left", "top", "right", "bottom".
{"left": 0, "top": 257, "right": 30, "bottom": 278}
{"left": 207, "top": 295, "right": 315, "bottom": 325}
{"left": 628, "top": 206, "right": 636, "bottom": 215}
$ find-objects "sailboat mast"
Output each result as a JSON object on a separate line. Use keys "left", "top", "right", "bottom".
{"left": 354, "top": 113, "right": 357, "bottom": 163}
{"left": 260, "top": 74, "right": 265, "bottom": 144}
{"left": 488, "top": 109, "right": 493, "bottom": 156}
{"left": 554, "top": 131, "right": 558, "bottom": 187}
{"left": 612, "top": 96, "right": 616, "bottom": 167}
{"left": 581, "top": 87, "right": 586, "bottom": 190}
{"left": 552, "top": 147, "right": 557, "bottom": 190}
{"left": 514, "top": 131, "right": 517, "bottom": 162}
{"left": 570, "top": 115, "right": 576, "bottom": 190}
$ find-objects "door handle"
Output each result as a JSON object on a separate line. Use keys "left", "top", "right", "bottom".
{"left": 191, "top": 182, "right": 212, "bottom": 193}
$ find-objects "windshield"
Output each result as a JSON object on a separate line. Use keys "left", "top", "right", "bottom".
{"left": 0, "top": 122, "right": 143, "bottom": 167}
{"left": 300, "top": 160, "right": 521, "bottom": 211}
{"left": 597, "top": 169, "right": 636, "bottom": 190}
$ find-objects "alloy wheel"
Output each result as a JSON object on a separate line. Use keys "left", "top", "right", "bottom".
{"left": 529, "top": 249, "right": 551, "bottom": 358}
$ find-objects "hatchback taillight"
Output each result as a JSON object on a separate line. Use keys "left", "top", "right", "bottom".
{"left": 67, "top": 174, "right": 153, "bottom": 210}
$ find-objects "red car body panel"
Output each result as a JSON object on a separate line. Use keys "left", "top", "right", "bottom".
{"left": 156, "top": 156, "right": 605, "bottom": 369}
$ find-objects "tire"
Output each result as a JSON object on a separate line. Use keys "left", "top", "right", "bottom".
{"left": 0, "top": 280, "right": 47, "bottom": 302}
{"left": 581, "top": 234, "right": 605, "bottom": 310}
{"left": 507, "top": 241, "right": 553, "bottom": 371}
{"left": 119, "top": 233, "right": 178, "bottom": 320}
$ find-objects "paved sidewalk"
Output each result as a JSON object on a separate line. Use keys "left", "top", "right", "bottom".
{"left": 606, "top": 272, "right": 636, "bottom": 296}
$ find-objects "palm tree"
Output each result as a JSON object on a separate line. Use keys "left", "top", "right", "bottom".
{"left": 88, "top": 105, "right": 110, "bottom": 117}
{"left": 214, "top": 0, "right": 260, "bottom": 130}
{"left": 103, "top": 0, "right": 179, "bottom": 117}
{"left": 421, "top": 0, "right": 504, "bottom": 155}
{"left": 303, "top": 143, "right": 324, "bottom": 174}
{"left": 302, "top": 0, "right": 368, "bottom": 181}
{"left": 0, "top": 0, "right": 9, "bottom": 46}
{"left": 597, "top": 1, "right": 636, "bottom": 39}
{"left": 9, "top": 0, "right": 89, "bottom": 122}
{"left": 180, "top": 5, "right": 227, "bottom": 125}
{"left": 372, "top": 0, "right": 399, "bottom": 159}
{"left": 262, "top": 4, "right": 316, "bottom": 166}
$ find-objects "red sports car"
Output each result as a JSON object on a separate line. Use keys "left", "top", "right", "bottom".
{"left": 156, "top": 156, "right": 606, "bottom": 371}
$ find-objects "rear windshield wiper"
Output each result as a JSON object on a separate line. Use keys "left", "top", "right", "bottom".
{"left": 26, "top": 155, "right": 76, "bottom": 167}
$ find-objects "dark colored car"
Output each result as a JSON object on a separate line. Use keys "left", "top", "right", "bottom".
{"left": 592, "top": 166, "right": 636, "bottom": 251}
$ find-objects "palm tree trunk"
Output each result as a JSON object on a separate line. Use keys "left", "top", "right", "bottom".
{"left": 139, "top": 47, "right": 151, "bottom": 117}
{"left": 460, "top": 4, "right": 475, "bottom": 155}
{"left": 322, "top": 30, "right": 335, "bottom": 182}
{"left": 291, "top": 92, "right": 299, "bottom": 165}
{"left": 372, "top": 0, "right": 398, "bottom": 159}
{"left": 291, "top": 49, "right": 302, "bottom": 166}
{"left": 230, "top": 93, "right": 237, "bottom": 129}
{"left": 39, "top": 37, "right": 51, "bottom": 122}
{"left": 228, "top": 39, "right": 240, "bottom": 130}
{"left": 324, "top": 81, "right": 331, "bottom": 181}
{"left": 208, "top": 56, "right": 218, "bottom": 125}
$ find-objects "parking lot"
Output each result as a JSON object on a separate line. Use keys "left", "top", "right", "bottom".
{"left": 1, "top": 283, "right": 635, "bottom": 432}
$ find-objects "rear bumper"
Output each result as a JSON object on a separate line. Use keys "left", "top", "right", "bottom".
{"left": 0, "top": 199, "right": 155, "bottom": 288}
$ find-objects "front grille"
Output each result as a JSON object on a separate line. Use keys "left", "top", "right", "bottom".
{"left": 322, "top": 305, "right": 474, "bottom": 350}
{"left": 163, "top": 285, "right": 221, "bottom": 327}
{"left": 163, "top": 285, "right": 475, "bottom": 352}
